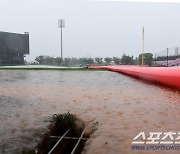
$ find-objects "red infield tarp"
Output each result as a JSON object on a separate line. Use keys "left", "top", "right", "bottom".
{"left": 89, "top": 66, "right": 180, "bottom": 89}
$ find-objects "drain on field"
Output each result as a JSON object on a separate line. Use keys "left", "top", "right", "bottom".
{"left": 22, "top": 112, "right": 94, "bottom": 154}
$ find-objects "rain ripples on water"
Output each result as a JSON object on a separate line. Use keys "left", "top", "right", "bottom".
{"left": 0, "top": 70, "right": 180, "bottom": 154}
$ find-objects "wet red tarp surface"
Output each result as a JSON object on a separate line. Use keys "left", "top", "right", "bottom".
{"left": 89, "top": 66, "right": 180, "bottom": 89}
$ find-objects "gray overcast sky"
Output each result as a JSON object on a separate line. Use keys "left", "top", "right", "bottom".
{"left": 0, "top": 0, "right": 180, "bottom": 61}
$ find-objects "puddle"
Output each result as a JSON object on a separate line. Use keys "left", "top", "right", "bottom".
{"left": 0, "top": 70, "right": 180, "bottom": 154}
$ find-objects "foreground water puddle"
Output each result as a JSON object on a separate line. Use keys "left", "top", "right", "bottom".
{"left": 0, "top": 70, "right": 180, "bottom": 154}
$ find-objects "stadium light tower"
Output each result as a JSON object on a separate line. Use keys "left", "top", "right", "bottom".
{"left": 58, "top": 19, "right": 65, "bottom": 59}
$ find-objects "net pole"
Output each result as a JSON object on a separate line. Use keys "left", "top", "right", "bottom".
{"left": 142, "top": 27, "right": 144, "bottom": 66}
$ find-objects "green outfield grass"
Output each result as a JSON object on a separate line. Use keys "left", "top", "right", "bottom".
{"left": 0, "top": 67, "right": 106, "bottom": 71}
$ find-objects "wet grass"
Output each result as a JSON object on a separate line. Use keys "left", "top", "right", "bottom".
{"left": 21, "top": 112, "right": 86, "bottom": 154}
{"left": 0, "top": 67, "right": 105, "bottom": 71}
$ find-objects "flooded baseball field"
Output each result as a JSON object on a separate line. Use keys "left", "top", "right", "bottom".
{"left": 0, "top": 70, "right": 180, "bottom": 154}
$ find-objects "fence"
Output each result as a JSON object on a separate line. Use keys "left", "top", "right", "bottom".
{"left": 155, "top": 47, "right": 180, "bottom": 67}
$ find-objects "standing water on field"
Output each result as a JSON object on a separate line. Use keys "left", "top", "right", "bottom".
{"left": 0, "top": 70, "right": 180, "bottom": 154}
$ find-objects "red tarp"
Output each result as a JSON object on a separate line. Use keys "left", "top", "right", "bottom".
{"left": 89, "top": 66, "right": 180, "bottom": 89}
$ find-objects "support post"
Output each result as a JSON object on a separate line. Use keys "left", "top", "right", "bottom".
{"left": 61, "top": 26, "right": 63, "bottom": 59}
{"left": 142, "top": 27, "right": 144, "bottom": 66}
{"left": 167, "top": 48, "right": 168, "bottom": 67}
